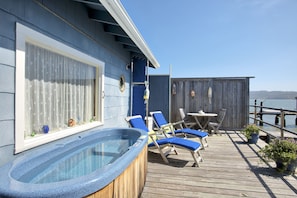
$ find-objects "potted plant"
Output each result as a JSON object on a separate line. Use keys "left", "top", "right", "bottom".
{"left": 242, "top": 124, "right": 260, "bottom": 144}
{"left": 260, "top": 138, "right": 297, "bottom": 174}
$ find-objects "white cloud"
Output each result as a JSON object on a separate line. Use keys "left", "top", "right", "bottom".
{"left": 236, "top": 0, "right": 285, "bottom": 9}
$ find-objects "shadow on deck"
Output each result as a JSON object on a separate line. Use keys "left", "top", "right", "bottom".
{"left": 141, "top": 131, "right": 297, "bottom": 198}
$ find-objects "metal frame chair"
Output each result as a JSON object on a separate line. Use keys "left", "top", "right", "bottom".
{"left": 179, "top": 108, "right": 197, "bottom": 129}
{"left": 208, "top": 109, "right": 227, "bottom": 134}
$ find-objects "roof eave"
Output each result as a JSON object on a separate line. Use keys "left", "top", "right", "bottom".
{"left": 99, "top": 0, "right": 160, "bottom": 68}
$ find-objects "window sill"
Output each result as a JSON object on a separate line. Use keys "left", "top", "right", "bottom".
{"left": 15, "top": 122, "right": 103, "bottom": 153}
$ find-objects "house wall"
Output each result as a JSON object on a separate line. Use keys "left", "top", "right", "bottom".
{"left": 0, "top": 0, "right": 132, "bottom": 166}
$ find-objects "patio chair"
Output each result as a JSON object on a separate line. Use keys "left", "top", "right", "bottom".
{"left": 126, "top": 115, "right": 203, "bottom": 167}
{"left": 179, "top": 108, "right": 197, "bottom": 129}
{"left": 150, "top": 111, "right": 209, "bottom": 149}
{"left": 208, "top": 108, "right": 227, "bottom": 134}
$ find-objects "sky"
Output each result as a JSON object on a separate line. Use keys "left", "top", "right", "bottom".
{"left": 121, "top": 0, "right": 297, "bottom": 91}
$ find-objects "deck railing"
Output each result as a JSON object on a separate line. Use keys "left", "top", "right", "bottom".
{"left": 249, "top": 99, "right": 297, "bottom": 139}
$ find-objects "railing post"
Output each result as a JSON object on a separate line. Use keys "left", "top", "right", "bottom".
{"left": 259, "top": 101, "right": 263, "bottom": 126}
{"left": 254, "top": 99, "right": 257, "bottom": 125}
{"left": 295, "top": 97, "right": 297, "bottom": 125}
{"left": 280, "top": 109, "right": 285, "bottom": 139}
{"left": 274, "top": 115, "right": 279, "bottom": 125}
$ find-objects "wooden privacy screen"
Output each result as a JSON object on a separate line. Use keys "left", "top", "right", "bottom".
{"left": 170, "top": 77, "right": 251, "bottom": 130}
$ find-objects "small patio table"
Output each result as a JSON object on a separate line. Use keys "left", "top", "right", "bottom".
{"left": 187, "top": 112, "right": 218, "bottom": 130}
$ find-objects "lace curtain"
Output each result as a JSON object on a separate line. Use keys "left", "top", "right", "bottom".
{"left": 25, "top": 43, "right": 96, "bottom": 137}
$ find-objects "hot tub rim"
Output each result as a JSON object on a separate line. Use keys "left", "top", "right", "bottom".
{"left": 0, "top": 127, "right": 148, "bottom": 198}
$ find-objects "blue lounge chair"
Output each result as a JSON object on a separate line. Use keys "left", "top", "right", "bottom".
{"left": 126, "top": 115, "right": 203, "bottom": 167}
{"left": 150, "top": 111, "right": 209, "bottom": 149}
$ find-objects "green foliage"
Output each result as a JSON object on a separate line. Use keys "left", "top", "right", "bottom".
{"left": 242, "top": 124, "right": 259, "bottom": 139}
{"left": 260, "top": 138, "right": 297, "bottom": 167}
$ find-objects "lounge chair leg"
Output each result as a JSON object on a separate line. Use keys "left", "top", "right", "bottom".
{"left": 197, "top": 151, "right": 203, "bottom": 162}
{"left": 191, "top": 152, "right": 199, "bottom": 167}
{"left": 172, "top": 146, "right": 178, "bottom": 155}
{"left": 159, "top": 150, "right": 169, "bottom": 164}
{"left": 205, "top": 138, "right": 208, "bottom": 147}
{"left": 200, "top": 139, "right": 205, "bottom": 150}
{"left": 164, "top": 146, "right": 178, "bottom": 156}
{"left": 216, "top": 129, "right": 222, "bottom": 135}
{"left": 200, "top": 138, "right": 208, "bottom": 149}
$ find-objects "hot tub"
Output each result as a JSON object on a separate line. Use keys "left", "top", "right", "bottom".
{"left": 0, "top": 128, "right": 148, "bottom": 198}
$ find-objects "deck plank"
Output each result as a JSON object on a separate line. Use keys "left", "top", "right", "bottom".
{"left": 141, "top": 131, "right": 297, "bottom": 198}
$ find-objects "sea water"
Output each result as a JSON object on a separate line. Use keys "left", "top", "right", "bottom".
{"left": 249, "top": 99, "right": 297, "bottom": 132}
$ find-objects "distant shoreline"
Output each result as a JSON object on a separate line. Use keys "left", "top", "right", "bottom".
{"left": 250, "top": 91, "right": 297, "bottom": 100}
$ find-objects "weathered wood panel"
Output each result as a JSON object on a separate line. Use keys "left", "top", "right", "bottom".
{"left": 171, "top": 77, "right": 250, "bottom": 130}
{"left": 86, "top": 146, "right": 148, "bottom": 198}
{"left": 141, "top": 131, "right": 297, "bottom": 198}
{"left": 113, "top": 146, "right": 147, "bottom": 198}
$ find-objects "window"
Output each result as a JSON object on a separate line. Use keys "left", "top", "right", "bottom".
{"left": 15, "top": 23, "right": 104, "bottom": 153}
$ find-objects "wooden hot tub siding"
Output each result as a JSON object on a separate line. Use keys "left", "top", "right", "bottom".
{"left": 85, "top": 146, "right": 148, "bottom": 198}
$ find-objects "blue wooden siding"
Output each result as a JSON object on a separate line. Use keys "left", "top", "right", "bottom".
{"left": 0, "top": 0, "right": 133, "bottom": 166}
{"left": 149, "top": 75, "right": 170, "bottom": 121}
{"left": 0, "top": 46, "right": 15, "bottom": 164}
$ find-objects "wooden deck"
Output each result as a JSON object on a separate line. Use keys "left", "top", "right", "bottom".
{"left": 141, "top": 131, "right": 297, "bottom": 198}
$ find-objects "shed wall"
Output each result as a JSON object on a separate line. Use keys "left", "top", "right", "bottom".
{"left": 171, "top": 77, "right": 250, "bottom": 130}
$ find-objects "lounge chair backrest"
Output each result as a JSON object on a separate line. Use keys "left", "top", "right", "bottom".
{"left": 126, "top": 115, "right": 157, "bottom": 145}
{"left": 151, "top": 111, "right": 168, "bottom": 127}
{"left": 129, "top": 116, "right": 149, "bottom": 132}
{"left": 150, "top": 111, "right": 175, "bottom": 134}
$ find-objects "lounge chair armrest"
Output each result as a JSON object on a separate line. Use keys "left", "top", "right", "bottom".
{"left": 148, "top": 131, "right": 167, "bottom": 143}
{"left": 172, "top": 120, "right": 184, "bottom": 126}
{"left": 172, "top": 120, "right": 184, "bottom": 125}
{"left": 160, "top": 123, "right": 172, "bottom": 128}
{"left": 157, "top": 126, "right": 175, "bottom": 137}
{"left": 172, "top": 120, "right": 185, "bottom": 129}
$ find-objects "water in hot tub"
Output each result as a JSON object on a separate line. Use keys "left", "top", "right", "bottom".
{"left": 24, "top": 135, "right": 132, "bottom": 184}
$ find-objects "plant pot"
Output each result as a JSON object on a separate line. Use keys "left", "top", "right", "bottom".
{"left": 276, "top": 160, "right": 297, "bottom": 174}
{"left": 287, "top": 159, "right": 297, "bottom": 174}
{"left": 247, "top": 133, "right": 259, "bottom": 144}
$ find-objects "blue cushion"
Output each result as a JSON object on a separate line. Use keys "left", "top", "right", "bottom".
{"left": 148, "top": 137, "right": 201, "bottom": 151}
{"left": 148, "top": 138, "right": 171, "bottom": 147}
{"left": 153, "top": 112, "right": 208, "bottom": 139}
{"left": 152, "top": 112, "right": 168, "bottom": 127}
{"left": 129, "top": 117, "right": 149, "bottom": 132}
{"left": 175, "top": 128, "right": 208, "bottom": 138}
{"left": 169, "top": 137, "right": 201, "bottom": 150}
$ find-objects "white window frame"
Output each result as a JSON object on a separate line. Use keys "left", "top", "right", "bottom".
{"left": 15, "top": 23, "right": 105, "bottom": 153}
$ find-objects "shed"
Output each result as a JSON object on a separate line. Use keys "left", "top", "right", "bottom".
{"left": 148, "top": 76, "right": 252, "bottom": 130}
{"left": 171, "top": 77, "right": 251, "bottom": 130}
